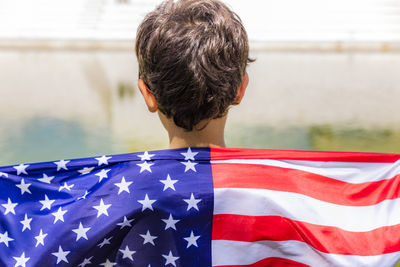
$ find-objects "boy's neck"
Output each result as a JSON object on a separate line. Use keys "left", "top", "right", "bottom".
{"left": 158, "top": 112, "right": 227, "bottom": 149}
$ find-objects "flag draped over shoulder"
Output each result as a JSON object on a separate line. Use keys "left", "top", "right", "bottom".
{"left": 1, "top": 147, "right": 400, "bottom": 267}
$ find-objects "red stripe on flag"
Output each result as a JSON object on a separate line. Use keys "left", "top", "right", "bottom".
{"left": 212, "top": 214, "right": 400, "bottom": 256}
{"left": 211, "top": 148, "right": 400, "bottom": 163}
{"left": 212, "top": 163, "right": 400, "bottom": 206}
{"left": 213, "top": 257, "right": 310, "bottom": 267}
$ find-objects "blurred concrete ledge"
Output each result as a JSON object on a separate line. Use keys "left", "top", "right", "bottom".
{"left": 250, "top": 42, "right": 400, "bottom": 52}
{"left": 1, "top": 40, "right": 400, "bottom": 52}
{"left": 0, "top": 40, "right": 135, "bottom": 51}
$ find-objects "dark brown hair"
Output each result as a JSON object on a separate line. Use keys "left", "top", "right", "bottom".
{"left": 135, "top": 0, "right": 253, "bottom": 131}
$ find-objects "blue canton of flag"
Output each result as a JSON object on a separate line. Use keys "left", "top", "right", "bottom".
{"left": 0, "top": 148, "right": 213, "bottom": 266}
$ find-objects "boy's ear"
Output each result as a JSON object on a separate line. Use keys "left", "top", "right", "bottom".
{"left": 234, "top": 72, "right": 249, "bottom": 105}
{"left": 138, "top": 79, "right": 158, "bottom": 113}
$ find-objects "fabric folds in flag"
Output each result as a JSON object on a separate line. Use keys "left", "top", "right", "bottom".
{"left": 0, "top": 147, "right": 400, "bottom": 267}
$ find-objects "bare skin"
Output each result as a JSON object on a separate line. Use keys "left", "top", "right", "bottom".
{"left": 138, "top": 73, "right": 249, "bottom": 149}
{"left": 157, "top": 112, "right": 228, "bottom": 149}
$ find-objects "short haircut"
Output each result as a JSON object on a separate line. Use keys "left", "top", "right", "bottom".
{"left": 135, "top": 0, "right": 253, "bottom": 131}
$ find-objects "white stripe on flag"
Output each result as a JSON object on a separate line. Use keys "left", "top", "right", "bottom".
{"left": 212, "top": 239, "right": 400, "bottom": 267}
{"left": 214, "top": 188, "right": 400, "bottom": 232}
{"left": 211, "top": 159, "right": 400, "bottom": 184}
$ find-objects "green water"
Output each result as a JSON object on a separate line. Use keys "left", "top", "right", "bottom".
{"left": 1, "top": 117, "right": 399, "bottom": 166}
{"left": 227, "top": 124, "right": 400, "bottom": 153}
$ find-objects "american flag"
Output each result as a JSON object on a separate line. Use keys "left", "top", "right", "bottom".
{"left": 0, "top": 147, "right": 400, "bottom": 266}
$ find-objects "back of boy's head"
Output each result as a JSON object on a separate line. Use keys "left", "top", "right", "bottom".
{"left": 135, "top": 0, "right": 252, "bottom": 131}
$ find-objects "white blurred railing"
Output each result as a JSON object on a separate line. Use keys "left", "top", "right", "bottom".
{"left": 0, "top": 0, "right": 158, "bottom": 40}
{"left": 0, "top": 0, "right": 399, "bottom": 45}
{"left": 230, "top": 0, "right": 400, "bottom": 42}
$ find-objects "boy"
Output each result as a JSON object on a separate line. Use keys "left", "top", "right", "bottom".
{"left": 1, "top": 1, "right": 399, "bottom": 267}
{"left": 135, "top": 0, "right": 252, "bottom": 149}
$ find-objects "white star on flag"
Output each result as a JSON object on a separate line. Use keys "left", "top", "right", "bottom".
{"left": 138, "top": 194, "right": 156, "bottom": 211}
{"left": 93, "top": 199, "right": 111, "bottom": 217}
{"left": 160, "top": 174, "right": 178, "bottom": 191}
{"left": 72, "top": 222, "right": 90, "bottom": 241}
{"left": 77, "top": 190, "right": 89, "bottom": 200}
{"left": 34, "top": 229, "right": 47, "bottom": 247}
{"left": 140, "top": 230, "right": 157, "bottom": 246}
{"left": 184, "top": 231, "right": 200, "bottom": 248}
{"left": 117, "top": 216, "right": 134, "bottom": 229}
{"left": 137, "top": 161, "right": 154, "bottom": 173}
{"left": 183, "top": 193, "right": 202, "bottom": 211}
{"left": 0, "top": 171, "right": 8, "bottom": 177}
{"left": 16, "top": 179, "right": 32, "bottom": 195}
{"left": 20, "top": 213, "right": 32, "bottom": 232}
{"left": 78, "top": 167, "right": 95, "bottom": 175}
{"left": 114, "top": 177, "right": 132, "bottom": 194}
{"left": 119, "top": 245, "right": 136, "bottom": 261}
{"left": 0, "top": 231, "right": 14, "bottom": 247}
{"left": 101, "top": 259, "right": 116, "bottom": 267}
{"left": 162, "top": 251, "right": 179, "bottom": 267}
{"left": 58, "top": 182, "right": 74, "bottom": 192}
{"left": 181, "top": 160, "right": 197, "bottom": 172}
{"left": 52, "top": 207, "right": 67, "bottom": 223}
{"left": 13, "top": 163, "right": 29, "bottom": 175}
{"left": 40, "top": 194, "right": 55, "bottom": 210}
{"left": 13, "top": 252, "right": 30, "bottom": 267}
{"left": 54, "top": 159, "right": 69, "bottom": 171}
{"left": 78, "top": 256, "right": 93, "bottom": 267}
{"left": 38, "top": 173, "right": 55, "bottom": 184}
{"left": 52, "top": 246, "right": 70, "bottom": 264}
{"left": 95, "top": 155, "right": 112, "bottom": 166}
{"left": 97, "top": 236, "right": 112, "bottom": 248}
{"left": 162, "top": 214, "right": 180, "bottom": 230}
{"left": 95, "top": 169, "right": 111, "bottom": 183}
{"left": 2, "top": 198, "right": 18, "bottom": 215}
{"left": 138, "top": 151, "right": 155, "bottom": 161}
{"left": 181, "top": 147, "right": 198, "bottom": 160}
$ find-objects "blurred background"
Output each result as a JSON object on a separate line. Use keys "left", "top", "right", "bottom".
{"left": 0, "top": 0, "right": 399, "bottom": 165}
